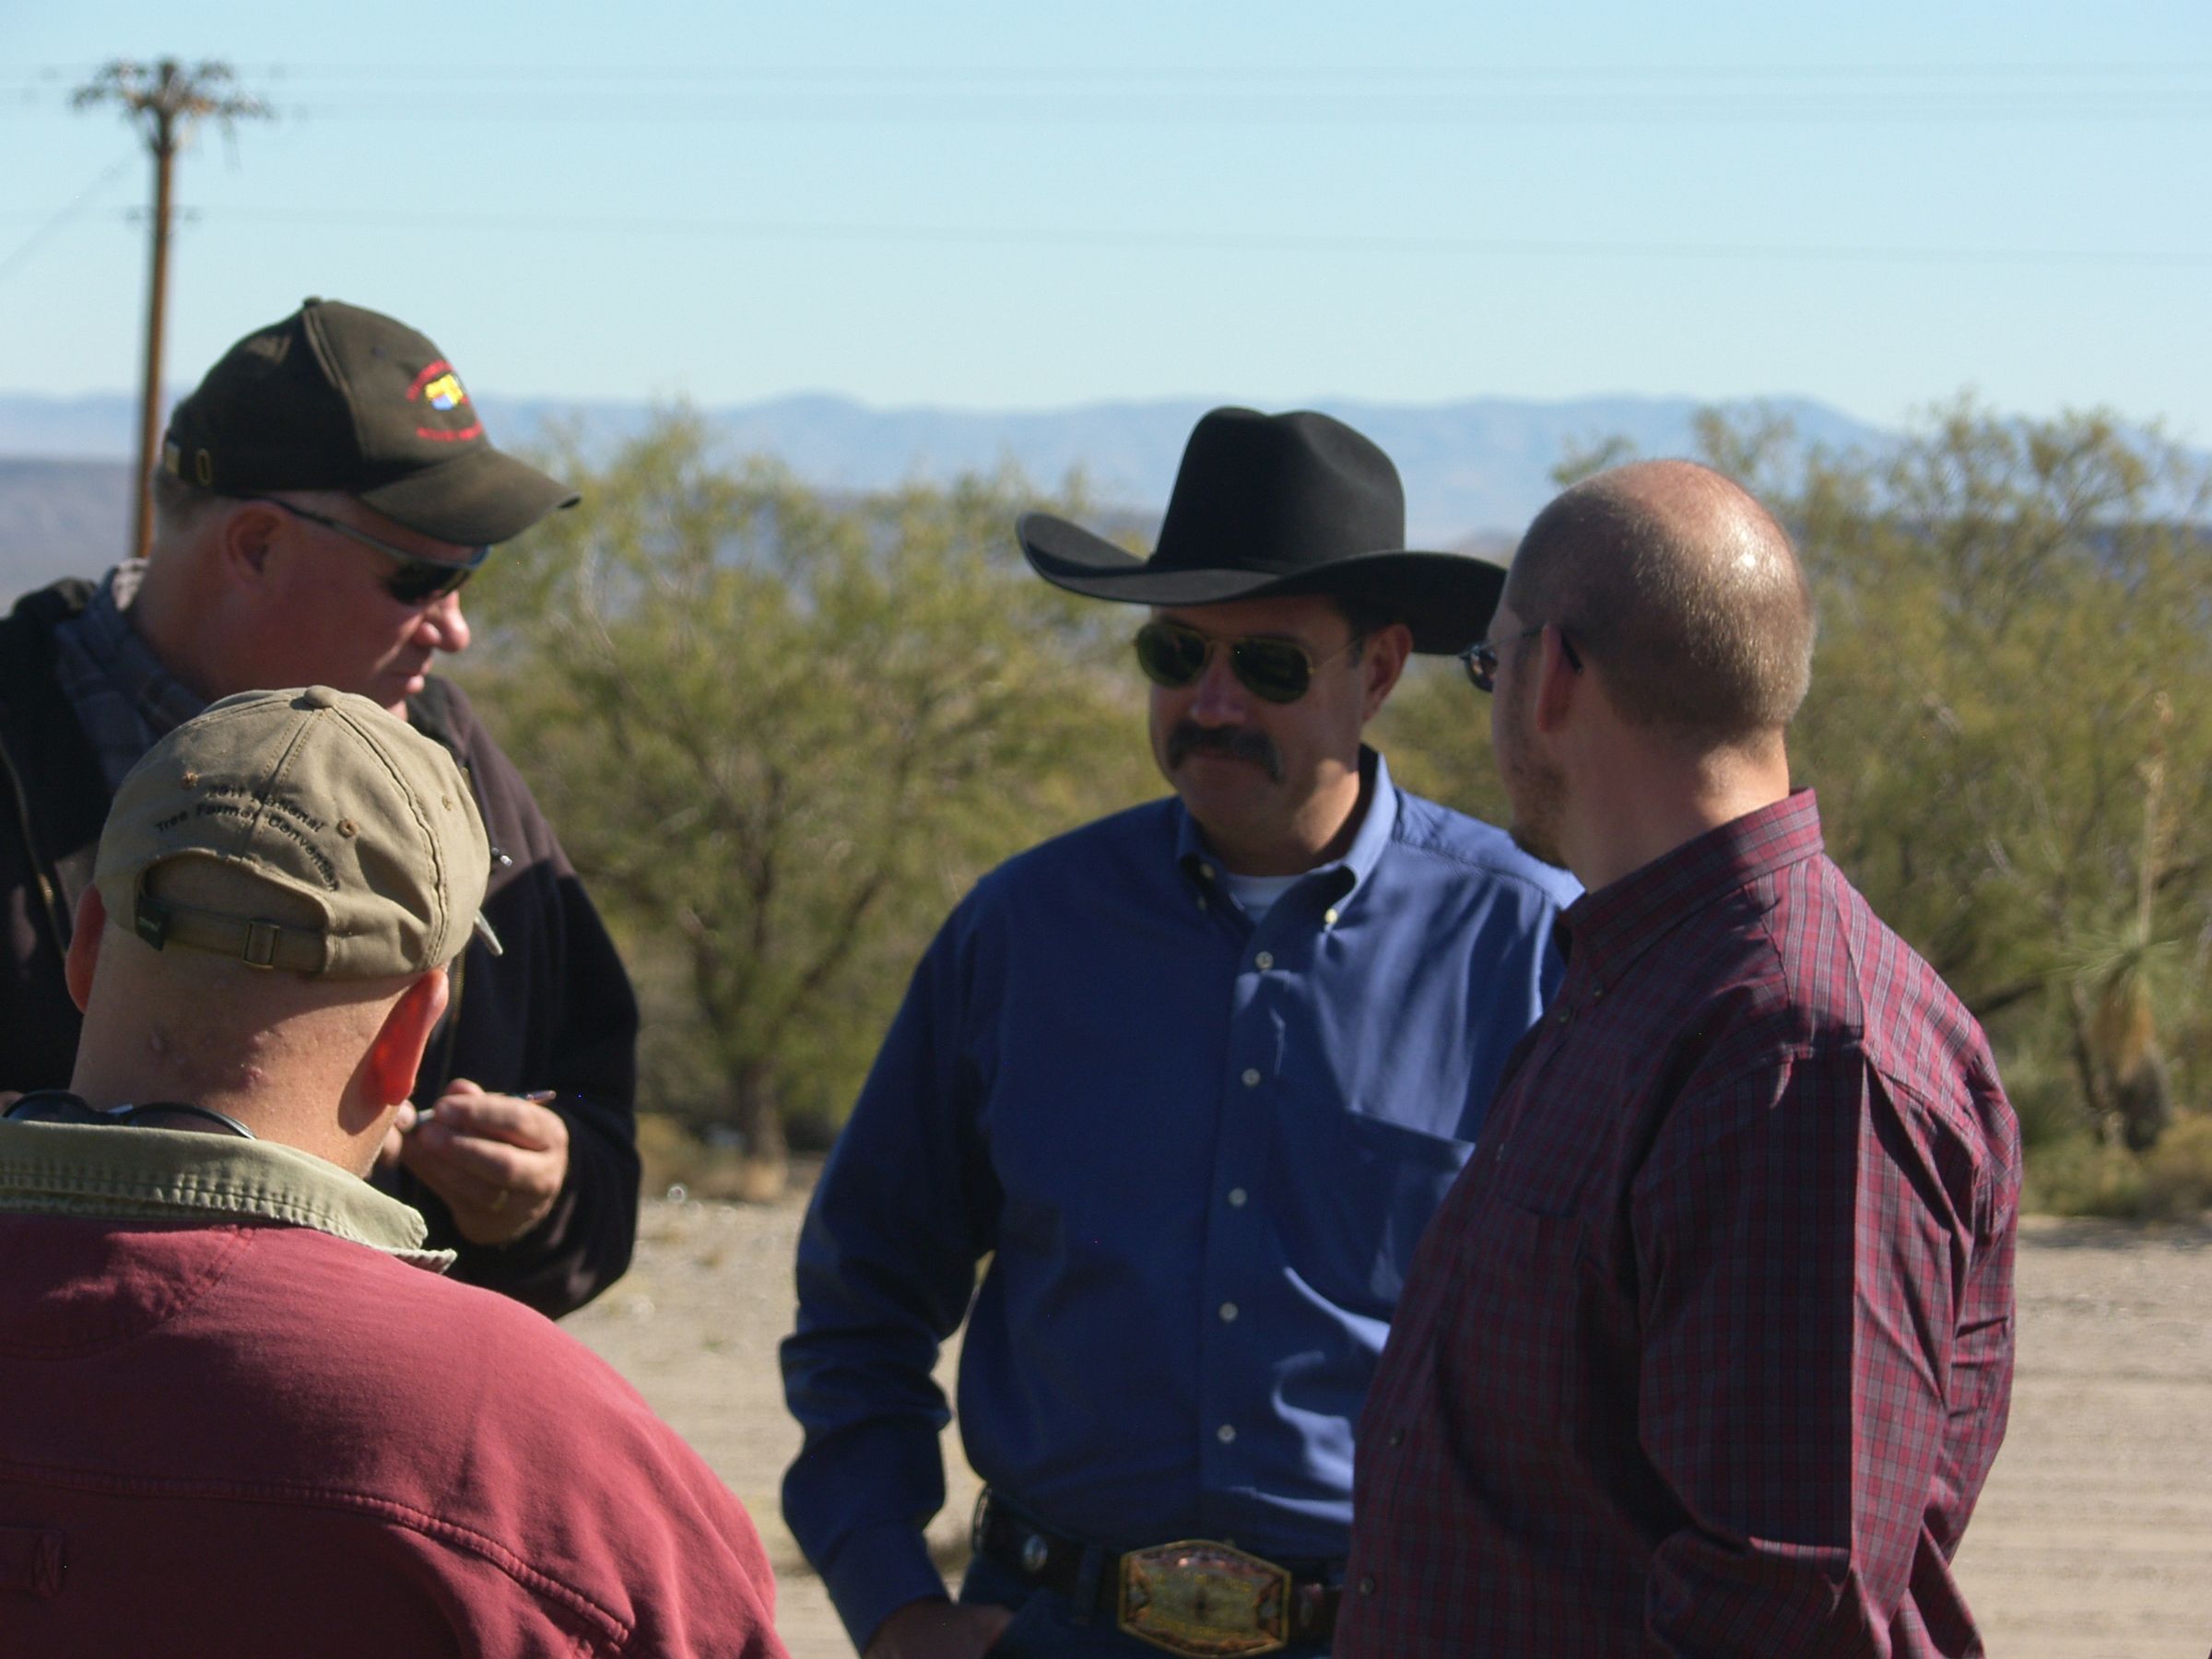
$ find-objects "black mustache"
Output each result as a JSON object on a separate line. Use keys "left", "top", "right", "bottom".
{"left": 1168, "top": 722, "right": 1283, "bottom": 782}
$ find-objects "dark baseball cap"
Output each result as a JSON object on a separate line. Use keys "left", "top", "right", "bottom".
{"left": 162, "top": 298, "right": 579, "bottom": 546}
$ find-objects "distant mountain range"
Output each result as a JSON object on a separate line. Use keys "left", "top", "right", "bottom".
{"left": 0, "top": 391, "right": 1892, "bottom": 600}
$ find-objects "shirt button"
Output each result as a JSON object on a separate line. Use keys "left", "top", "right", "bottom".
{"left": 1227, "top": 1187, "right": 1248, "bottom": 1207}
{"left": 1323, "top": 907, "right": 1339, "bottom": 925}
{"left": 1358, "top": 1576, "right": 1375, "bottom": 1595}
{"left": 1388, "top": 1427, "right": 1405, "bottom": 1447}
{"left": 1218, "top": 1301, "right": 1239, "bottom": 1323}
{"left": 1217, "top": 1423, "right": 1237, "bottom": 1444}
{"left": 1241, "top": 1067, "right": 1261, "bottom": 1088}
{"left": 1254, "top": 950, "right": 1274, "bottom": 971}
{"left": 1199, "top": 863, "right": 1217, "bottom": 880}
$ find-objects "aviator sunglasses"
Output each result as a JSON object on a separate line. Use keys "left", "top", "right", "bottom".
{"left": 240, "top": 495, "right": 490, "bottom": 606}
{"left": 1134, "top": 618, "right": 1364, "bottom": 704}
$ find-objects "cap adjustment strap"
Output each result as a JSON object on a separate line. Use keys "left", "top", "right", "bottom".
{"left": 134, "top": 891, "right": 330, "bottom": 974}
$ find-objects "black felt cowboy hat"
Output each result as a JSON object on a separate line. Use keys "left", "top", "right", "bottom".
{"left": 1018, "top": 406, "right": 1505, "bottom": 654}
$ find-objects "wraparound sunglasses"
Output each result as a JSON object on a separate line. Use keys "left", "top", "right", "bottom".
{"left": 239, "top": 495, "right": 489, "bottom": 606}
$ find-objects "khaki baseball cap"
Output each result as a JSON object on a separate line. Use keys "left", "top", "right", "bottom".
{"left": 161, "top": 298, "right": 579, "bottom": 546}
{"left": 95, "top": 688, "right": 492, "bottom": 979}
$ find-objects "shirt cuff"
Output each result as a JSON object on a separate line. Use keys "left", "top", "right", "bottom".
{"left": 823, "top": 1520, "right": 950, "bottom": 1653}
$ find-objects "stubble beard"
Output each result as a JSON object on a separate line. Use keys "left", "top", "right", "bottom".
{"left": 1496, "top": 684, "right": 1571, "bottom": 874}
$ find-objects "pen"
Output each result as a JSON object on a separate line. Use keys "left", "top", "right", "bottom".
{"left": 408, "top": 1088, "right": 558, "bottom": 1129}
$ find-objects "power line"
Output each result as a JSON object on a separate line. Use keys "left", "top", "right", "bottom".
{"left": 12, "top": 59, "right": 2212, "bottom": 83}
{"left": 34, "top": 205, "right": 2200, "bottom": 269}
{"left": 5, "top": 94, "right": 2204, "bottom": 127}
{"left": 0, "top": 157, "right": 134, "bottom": 282}
{"left": 4, "top": 63, "right": 2209, "bottom": 126}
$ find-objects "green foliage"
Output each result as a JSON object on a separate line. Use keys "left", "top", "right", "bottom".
{"left": 1694, "top": 398, "right": 2212, "bottom": 1188}
{"left": 2141, "top": 1114, "right": 2212, "bottom": 1219}
{"left": 2020, "top": 1115, "right": 2212, "bottom": 1221}
{"left": 2021, "top": 1135, "right": 2147, "bottom": 1219}
{"left": 1368, "top": 660, "right": 1515, "bottom": 829}
{"left": 1771, "top": 403, "right": 2212, "bottom": 1147}
{"left": 455, "top": 398, "right": 2212, "bottom": 1215}
{"left": 465, "top": 411, "right": 1156, "bottom": 1164}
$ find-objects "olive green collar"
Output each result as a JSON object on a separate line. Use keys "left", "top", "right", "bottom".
{"left": 0, "top": 1120, "right": 453, "bottom": 1271}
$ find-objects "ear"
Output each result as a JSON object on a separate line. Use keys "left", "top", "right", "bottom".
{"left": 64, "top": 886, "right": 107, "bottom": 1013}
{"left": 363, "top": 966, "right": 450, "bottom": 1113}
{"left": 1530, "top": 625, "right": 1583, "bottom": 735}
{"left": 216, "top": 499, "right": 287, "bottom": 587}
{"left": 1358, "top": 621, "right": 1414, "bottom": 721}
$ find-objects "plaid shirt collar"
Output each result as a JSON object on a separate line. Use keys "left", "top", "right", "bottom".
{"left": 1557, "top": 788, "right": 1826, "bottom": 992}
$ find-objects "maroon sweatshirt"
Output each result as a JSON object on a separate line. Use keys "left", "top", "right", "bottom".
{"left": 0, "top": 1200, "right": 786, "bottom": 1658}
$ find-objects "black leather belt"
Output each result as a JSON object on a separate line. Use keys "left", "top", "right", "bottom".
{"left": 972, "top": 1488, "right": 1340, "bottom": 1655}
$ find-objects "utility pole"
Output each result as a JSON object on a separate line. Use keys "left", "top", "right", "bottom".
{"left": 75, "top": 60, "right": 268, "bottom": 561}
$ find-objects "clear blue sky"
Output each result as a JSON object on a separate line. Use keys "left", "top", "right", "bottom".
{"left": 4, "top": 1, "right": 2208, "bottom": 439}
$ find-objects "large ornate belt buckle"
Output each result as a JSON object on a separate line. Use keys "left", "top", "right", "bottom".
{"left": 1117, "top": 1538, "right": 1290, "bottom": 1657}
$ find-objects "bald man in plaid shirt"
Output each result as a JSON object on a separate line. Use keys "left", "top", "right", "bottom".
{"left": 1341, "top": 461, "right": 2020, "bottom": 1656}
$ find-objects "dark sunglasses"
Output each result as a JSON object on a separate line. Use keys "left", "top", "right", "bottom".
{"left": 4, "top": 1089, "right": 255, "bottom": 1139}
{"left": 240, "top": 494, "right": 489, "bottom": 606}
{"left": 1134, "top": 619, "right": 1364, "bottom": 704}
{"left": 1459, "top": 624, "right": 1582, "bottom": 693}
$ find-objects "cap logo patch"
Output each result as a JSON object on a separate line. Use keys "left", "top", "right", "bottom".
{"left": 406, "top": 359, "right": 485, "bottom": 444}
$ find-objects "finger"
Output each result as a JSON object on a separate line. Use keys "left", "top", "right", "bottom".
{"left": 441, "top": 1169, "right": 553, "bottom": 1246}
{"left": 407, "top": 1131, "right": 561, "bottom": 1194}
{"left": 423, "top": 1095, "right": 567, "bottom": 1149}
{"left": 475, "top": 1172, "right": 518, "bottom": 1218}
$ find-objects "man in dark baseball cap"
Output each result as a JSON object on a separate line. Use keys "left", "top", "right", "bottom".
{"left": 0, "top": 298, "right": 641, "bottom": 1322}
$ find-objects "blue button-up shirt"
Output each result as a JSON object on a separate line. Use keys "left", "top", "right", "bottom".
{"left": 781, "top": 753, "right": 1577, "bottom": 1648}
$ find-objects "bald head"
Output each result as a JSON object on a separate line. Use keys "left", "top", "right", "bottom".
{"left": 1506, "top": 460, "right": 1813, "bottom": 751}
{"left": 65, "top": 862, "right": 442, "bottom": 1171}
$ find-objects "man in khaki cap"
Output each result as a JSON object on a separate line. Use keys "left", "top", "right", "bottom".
{"left": 0, "top": 688, "right": 787, "bottom": 1658}
{"left": 0, "top": 298, "right": 638, "bottom": 1317}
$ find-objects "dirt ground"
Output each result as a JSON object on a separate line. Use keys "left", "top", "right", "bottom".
{"left": 568, "top": 1191, "right": 2212, "bottom": 1659}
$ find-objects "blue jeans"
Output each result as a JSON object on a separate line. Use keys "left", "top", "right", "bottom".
{"left": 962, "top": 1550, "right": 1333, "bottom": 1658}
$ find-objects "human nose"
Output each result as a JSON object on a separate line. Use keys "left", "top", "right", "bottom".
{"left": 415, "top": 589, "right": 471, "bottom": 654}
{"left": 1186, "top": 641, "right": 1249, "bottom": 724}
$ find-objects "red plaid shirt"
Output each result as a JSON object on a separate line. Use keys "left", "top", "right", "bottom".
{"left": 1340, "top": 793, "right": 2019, "bottom": 1657}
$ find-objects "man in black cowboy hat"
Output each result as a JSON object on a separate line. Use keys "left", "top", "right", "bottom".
{"left": 782, "top": 407, "right": 1580, "bottom": 1659}
{"left": 0, "top": 298, "right": 639, "bottom": 1318}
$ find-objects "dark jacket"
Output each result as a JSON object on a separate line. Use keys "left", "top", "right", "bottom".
{"left": 0, "top": 580, "right": 640, "bottom": 1316}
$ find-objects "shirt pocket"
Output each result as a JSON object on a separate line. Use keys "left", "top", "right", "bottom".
{"left": 1269, "top": 1103, "right": 1476, "bottom": 1321}
{"left": 1441, "top": 1194, "right": 1595, "bottom": 1469}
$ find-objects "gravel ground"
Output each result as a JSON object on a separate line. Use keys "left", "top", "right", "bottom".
{"left": 568, "top": 1194, "right": 2212, "bottom": 1659}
